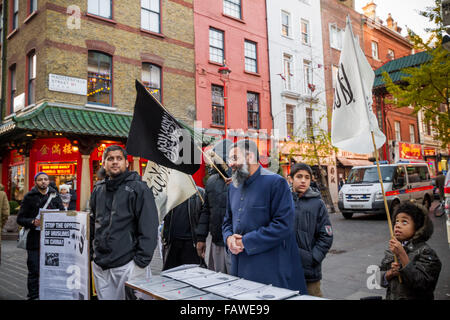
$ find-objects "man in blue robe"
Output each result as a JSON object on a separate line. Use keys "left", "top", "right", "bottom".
{"left": 222, "top": 139, "right": 307, "bottom": 294}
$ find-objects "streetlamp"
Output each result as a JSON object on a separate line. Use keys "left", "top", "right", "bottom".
{"left": 218, "top": 61, "right": 231, "bottom": 139}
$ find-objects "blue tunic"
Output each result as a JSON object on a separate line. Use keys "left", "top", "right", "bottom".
{"left": 222, "top": 166, "right": 308, "bottom": 294}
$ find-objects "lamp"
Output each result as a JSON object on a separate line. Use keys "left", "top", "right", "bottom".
{"left": 218, "top": 61, "right": 231, "bottom": 139}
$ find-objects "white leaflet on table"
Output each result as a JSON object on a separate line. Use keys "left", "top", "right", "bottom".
{"left": 181, "top": 272, "right": 239, "bottom": 288}
{"left": 204, "top": 278, "right": 267, "bottom": 298}
{"left": 233, "top": 284, "right": 298, "bottom": 300}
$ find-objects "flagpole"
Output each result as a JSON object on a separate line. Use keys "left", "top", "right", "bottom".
{"left": 346, "top": 16, "right": 401, "bottom": 282}
{"left": 188, "top": 175, "right": 204, "bottom": 204}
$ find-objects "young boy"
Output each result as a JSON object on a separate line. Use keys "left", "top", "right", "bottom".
{"left": 288, "top": 163, "right": 333, "bottom": 297}
{"left": 380, "top": 202, "right": 442, "bottom": 300}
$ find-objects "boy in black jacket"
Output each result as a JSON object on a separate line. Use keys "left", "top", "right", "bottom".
{"left": 380, "top": 202, "right": 441, "bottom": 299}
{"left": 288, "top": 163, "right": 333, "bottom": 297}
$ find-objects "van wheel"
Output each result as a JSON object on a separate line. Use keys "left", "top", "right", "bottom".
{"left": 342, "top": 212, "right": 353, "bottom": 219}
{"left": 423, "top": 196, "right": 431, "bottom": 210}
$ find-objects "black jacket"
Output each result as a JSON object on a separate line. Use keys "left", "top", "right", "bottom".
{"left": 162, "top": 187, "right": 205, "bottom": 246}
{"left": 17, "top": 186, "right": 64, "bottom": 250}
{"left": 380, "top": 211, "right": 442, "bottom": 300}
{"left": 292, "top": 188, "right": 333, "bottom": 282}
{"left": 196, "top": 171, "right": 229, "bottom": 246}
{"left": 89, "top": 171, "right": 159, "bottom": 270}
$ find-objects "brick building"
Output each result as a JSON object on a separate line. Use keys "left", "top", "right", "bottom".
{"left": 0, "top": 0, "right": 197, "bottom": 210}
{"left": 193, "top": 0, "right": 272, "bottom": 162}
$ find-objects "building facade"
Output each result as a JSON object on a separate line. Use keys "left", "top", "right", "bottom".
{"left": 193, "top": 0, "right": 272, "bottom": 163}
{"left": 0, "top": 0, "right": 197, "bottom": 210}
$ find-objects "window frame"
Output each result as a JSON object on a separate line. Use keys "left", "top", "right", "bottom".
{"left": 223, "top": 0, "right": 241, "bottom": 20}
{"left": 87, "top": 0, "right": 112, "bottom": 20}
{"left": 11, "top": 0, "right": 19, "bottom": 32}
{"left": 306, "top": 107, "right": 314, "bottom": 139}
{"left": 29, "top": 0, "right": 38, "bottom": 14}
{"left": 281, "top": 10, "right": 291, "bottom": 38}
{"left": 371, "top": 41, "right": 379, "bottom": 60}
{"left": 244, "top": 40, "right": 258, "bottom": 73}
{"left": 209, "top": 27, "right": 225, "bottom": 65}
{"left": 301, "top": 19, "right": 310, "bottom": 45}
{"left": 247, "top": 91, "right": 260, "bottom": 130}
{"left": 286, "top": 104, "right": 295, "bottom": 138}
{"left": 303, "top": 59, "right": 312, "bottom": 94}
{"left": 394, "top": 121, "right": 401, "bottom": 141}
{"left": 9, "top": 64, "right": 16, "bottom": 114}
{"left": 329, "top": 23, "right": 343, "bottom": 50}
{"left": 141, "top": 0, "right": 161, "bottom": 34}
{"left": 211, "top": 84, "right": 225, "bottom": 126}
{"left": 283, "top": 53, "right": 293, "bottom": 91}
{"left": 142, "top": 62, "right": 162, "bottom": 102}
{"left": 409, "top": 124, "right": 415, "bottom": 143}
{"left": 87, "top": 51, "right": 113, "bottom": 107}
{"left": 27, "top": 50, "right": 37, "bottom": 106}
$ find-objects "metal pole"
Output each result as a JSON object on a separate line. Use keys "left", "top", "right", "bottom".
{"left": 1, "top": 0, "right": 9, "bottom": 123}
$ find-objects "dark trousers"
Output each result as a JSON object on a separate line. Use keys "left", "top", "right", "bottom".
{"left": 26, "top": 249, "right": 39, "bottom": 299}
{"left": 162, "top": 239, "right": 200, "bottom": 271}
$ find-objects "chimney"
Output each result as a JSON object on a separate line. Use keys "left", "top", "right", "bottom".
{"left": 362, "top": 1, "right": 377, "bottom": 21}
{"left": 386, "top": 13, "right": 394, "bottom": 29}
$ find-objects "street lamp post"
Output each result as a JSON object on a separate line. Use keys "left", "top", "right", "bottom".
{"left": 218, "top": 61, "right": 231, "bottom": 139}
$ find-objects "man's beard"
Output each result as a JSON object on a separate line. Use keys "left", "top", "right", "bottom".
{"left": 231, "top": 162, "right": 250, "bottom": 187}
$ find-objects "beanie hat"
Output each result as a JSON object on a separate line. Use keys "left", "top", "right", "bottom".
{"left": 34, "top": 172, "right": 49, "bottom": 181}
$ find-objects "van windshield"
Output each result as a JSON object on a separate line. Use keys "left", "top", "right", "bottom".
{"left": 347, "top": 167, "right": 396, "bottom": 184}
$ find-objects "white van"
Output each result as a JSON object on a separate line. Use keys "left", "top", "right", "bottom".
{"left": 338, "top": 163, "right": 433, "bottom": 219}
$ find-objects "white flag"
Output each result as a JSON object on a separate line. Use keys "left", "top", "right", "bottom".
{"left": 142, "top": 161, "right": 197, "bottom": 223}
{"left": 331, "top": 17, "right": 386, "bottom": 154}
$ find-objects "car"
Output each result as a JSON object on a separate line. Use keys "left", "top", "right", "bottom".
{"left": 338, "top": 163, "right": 433, "bottom": 219}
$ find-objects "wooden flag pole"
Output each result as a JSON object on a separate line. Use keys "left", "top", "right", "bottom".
{"left": 371, "top": 131, "right": 402, "bottom": 283}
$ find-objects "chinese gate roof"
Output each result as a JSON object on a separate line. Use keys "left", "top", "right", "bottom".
{"left": 0, "top": 102, "right": 216, "bottom": 146}
{"left": 12, "top": 103, "right": 132, "bottom": 138}
{"left": 373, "top": 50, "right": 431, "bottom": 89}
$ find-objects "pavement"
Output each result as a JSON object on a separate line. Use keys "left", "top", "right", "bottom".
{"left": 1, "top": 200, "right": 448, "bottom": 300}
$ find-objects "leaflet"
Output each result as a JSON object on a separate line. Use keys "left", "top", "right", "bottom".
{"left": 233, "top": 284, "right": 298, "bottom": 300}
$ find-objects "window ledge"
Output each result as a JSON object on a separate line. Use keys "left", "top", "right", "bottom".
{"left": 208, "top": 60, "right": 224, "bottom": 67}
{"left": 210, "top": 124, "right": 225, "bottom": 129}
{"left": 281, "top": 34, "right": 294, "bottom": 40}
{"left": 222, "top": 13, "right": 245, "bottom": 24}
{"left": 140, "top": 29, "right": 165, "bottom": 39}
{"left": 7, "top": 28, "right": 19, "bottom": 40}
{"left": 85, "top": 103, "right": 117, "bottom": 112}
{"left": 244, "top": 70, "right": 260, "bottom": 77}
{"left": 24, "top": 10, "right": 39, "bottom": 24}
{"left": 86, "top": 13, "right": 117, "bottom": 25}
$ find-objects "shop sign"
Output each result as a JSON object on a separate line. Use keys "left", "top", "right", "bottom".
{"left": 399, "top": 142, "right": 423, "bottom": 160}
{"left": 37, "top": 163, "right": 76, "bottom": 175}
{"left": 423, "top": 148, "right": 436, "bottom": 156}
{"left": 10, "top": 150, "right": 24, "bottom": 165}
{"left": 49, "top": 74, "right": 87, "bottom": 96}
{"left": 13, "top": 93, "right": 25, "bottom": 112}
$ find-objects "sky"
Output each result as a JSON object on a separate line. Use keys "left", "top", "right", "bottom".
{"left": 354, "top": 0, "right": 436, "bottom": 40}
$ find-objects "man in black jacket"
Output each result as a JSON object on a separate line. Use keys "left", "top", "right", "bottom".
{"left": 161, "top": 187, "right": 205, "bottom": 271}
{"left": 288, "top": 163, "right": 333, "bottom": 297}
{"left": 90, "top": 145, "right": 159, "bottom": 300}
{"left": 17, "top": 172, "right": 64, "bottom": 300}
{"left": 195, "top": 165, "right": 231, "bottom": 273}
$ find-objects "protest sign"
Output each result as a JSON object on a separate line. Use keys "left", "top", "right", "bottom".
{"left": 39, "top": 210, "right": 89, "bottom": 300}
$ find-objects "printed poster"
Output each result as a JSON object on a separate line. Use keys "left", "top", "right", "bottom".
{"left": 39, "top": 211, "right": 89, "bottom": 300}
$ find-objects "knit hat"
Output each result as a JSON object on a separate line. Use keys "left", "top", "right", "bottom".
{"left": 34, "top": 172, "right": 49, "bottom": 181}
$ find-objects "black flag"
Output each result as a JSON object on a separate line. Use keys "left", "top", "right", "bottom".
{"left": 126, "top": 80, "right": 201, "bottom": 175}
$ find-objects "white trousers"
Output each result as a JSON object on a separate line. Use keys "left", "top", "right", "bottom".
{"left": 92, "top": 260, "right": 149, "bottom": 300}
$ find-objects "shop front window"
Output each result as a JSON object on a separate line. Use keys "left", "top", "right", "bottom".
{"left": 9, "top": 164, "right": 25, "bottom": 203}
{"left": 36, "top": 162, "right": 77, "bottom": 191}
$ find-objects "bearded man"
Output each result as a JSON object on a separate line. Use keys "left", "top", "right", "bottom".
{"left": 222, "top": 139, "right": 307, "bottom": 293}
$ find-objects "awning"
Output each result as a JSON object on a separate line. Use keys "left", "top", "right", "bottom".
{"left": 337, "top": 157, "right": 373, "bottom": 167}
